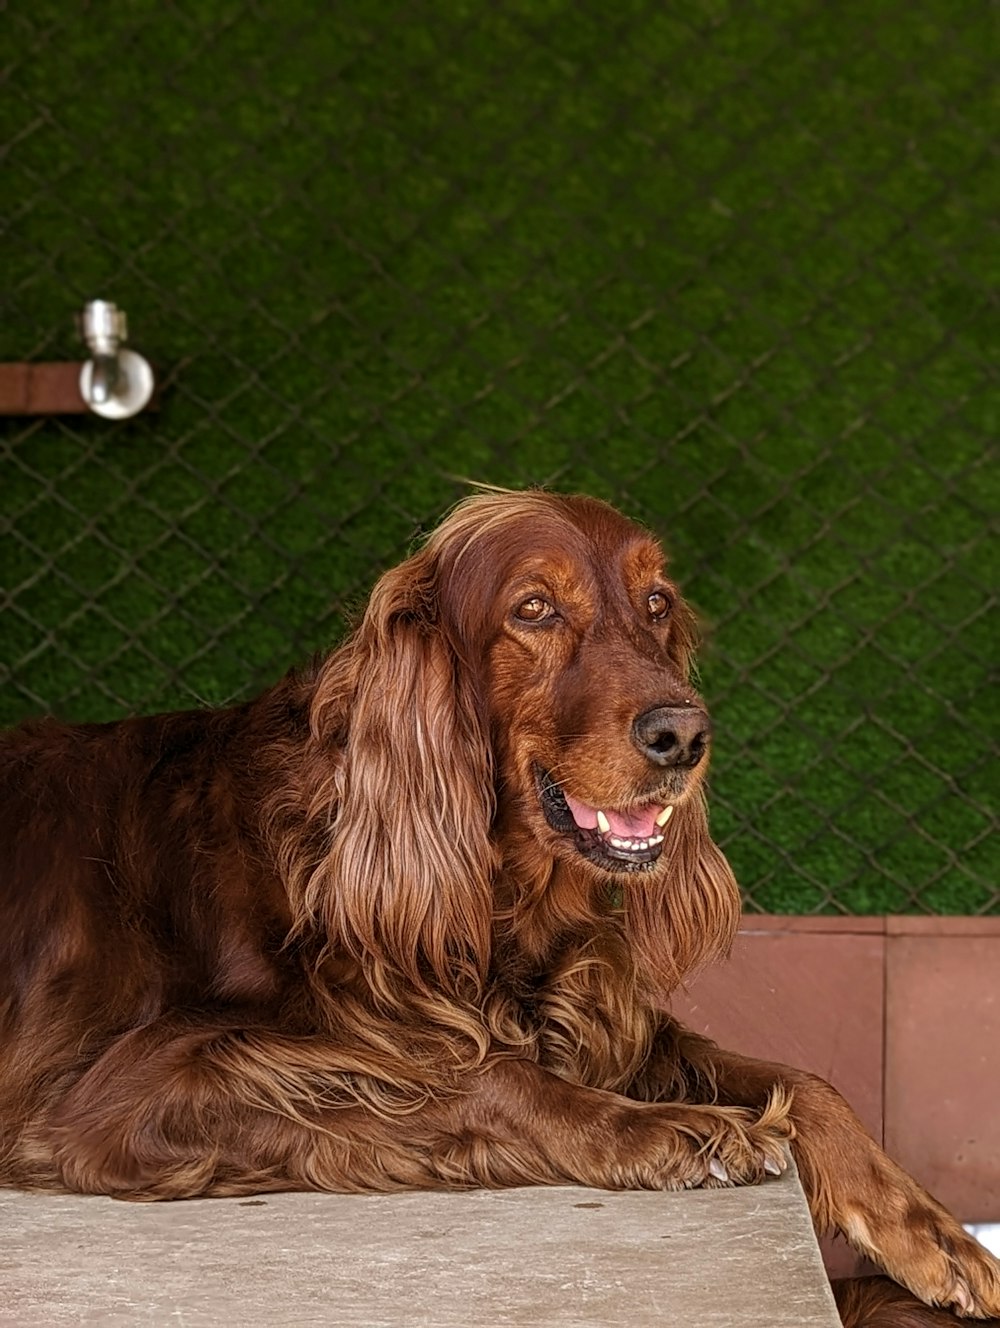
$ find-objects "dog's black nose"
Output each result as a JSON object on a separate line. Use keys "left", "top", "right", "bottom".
{"left": 631, "top": 705, "right": 711, "bottom": 768}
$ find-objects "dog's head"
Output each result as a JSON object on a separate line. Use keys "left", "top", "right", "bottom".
{"left": 425, "top": 491, "right": 712, "bottom": 877}
{"left": 310, "top": 489, "right": 739, "bottom": 997}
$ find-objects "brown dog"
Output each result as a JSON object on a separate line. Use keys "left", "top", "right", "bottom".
{"left": 1, "top": 490, "right": 997, "bottom": 1324}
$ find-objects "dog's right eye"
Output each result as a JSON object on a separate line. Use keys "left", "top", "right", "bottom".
{"left": 514, "top": 597, "right": 555, "bottom": 623}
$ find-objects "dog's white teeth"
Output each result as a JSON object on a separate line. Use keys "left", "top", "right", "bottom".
{"left": 655, "top": 805, "right": 674, "bottom": 828}
{"left": 607, "top": 833, "right": 663, "bottom": 853}
{"left": 596, "top": 810, "right": 611, "bottom": 834}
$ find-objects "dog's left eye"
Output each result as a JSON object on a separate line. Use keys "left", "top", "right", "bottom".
{"left": 515, "top": 597, "right": 555, "bottom": 623}
{"left": 647, "top": 591, "right": 672, "bottom": 620}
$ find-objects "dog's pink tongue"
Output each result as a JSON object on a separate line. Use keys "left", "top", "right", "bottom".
{"left": 564, "top": 794, "right": 662, "bottom": 839}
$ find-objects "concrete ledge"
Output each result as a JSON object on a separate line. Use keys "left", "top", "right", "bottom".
{"left": 1, "top": 1160, "right": 839, "bottom": 1327}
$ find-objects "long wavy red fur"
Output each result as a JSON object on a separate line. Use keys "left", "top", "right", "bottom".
{"left": 2, "top": 491, "right": 997, "bottom": 1325}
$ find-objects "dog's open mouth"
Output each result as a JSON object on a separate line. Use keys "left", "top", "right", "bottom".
{"left": 535, "top": 767, "right": 672, "bottom": 872}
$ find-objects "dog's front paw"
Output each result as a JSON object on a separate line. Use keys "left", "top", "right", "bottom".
{"left": 614, "top": 1086, "right": 795, "bottom": 1191}
{"left": 843, "top": 1194, "right": 1000, "bottom": 1319}
{"left": 694, "top": 1086, "right": 795, "bottom": 1189}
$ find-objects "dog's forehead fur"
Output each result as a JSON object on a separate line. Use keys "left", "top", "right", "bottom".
{"left": 429, "top": 491, "right": 668, "bottom": 610}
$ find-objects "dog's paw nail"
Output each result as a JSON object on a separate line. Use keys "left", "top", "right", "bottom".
{"left": 951, "top": 1279, "right": 974, "bottom": 1314}
{"left": 763, "top": 1157, "right": 782, "bottom": 1176}
{"left": 708, "top": 1157, "right": 728, "bottom": 1182}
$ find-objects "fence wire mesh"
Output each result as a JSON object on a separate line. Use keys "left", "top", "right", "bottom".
{"left": 2, "top": 0, "right": 997, "bottom": 915}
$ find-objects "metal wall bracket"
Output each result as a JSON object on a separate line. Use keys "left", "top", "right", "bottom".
{"left": 77, "top": 300, "right": 155, "bottom": 419}
{"left": 0, "top": 300, "right": 158, "bottom": 418}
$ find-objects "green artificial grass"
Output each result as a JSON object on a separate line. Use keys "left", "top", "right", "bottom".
{"left": 2, "top": 0, "right": 996, "bottom": 913}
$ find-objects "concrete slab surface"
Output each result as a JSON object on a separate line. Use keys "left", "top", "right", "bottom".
{"left": 0, "top": 1162, "right": 840, "bottom": 1327}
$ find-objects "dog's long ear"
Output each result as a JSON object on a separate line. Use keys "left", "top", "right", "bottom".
{"left": 306, "top": 547, "right": 498, "bottom": 1001}
{"left": 625, "top": 792, "right": 741, "bottom": 1000}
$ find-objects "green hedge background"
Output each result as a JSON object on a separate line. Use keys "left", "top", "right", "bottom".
{"left": 3, "top": 0, "right": 997, "bottom": 913}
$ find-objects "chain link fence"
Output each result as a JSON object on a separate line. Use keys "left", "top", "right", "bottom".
{"left": 2, "top": 0, "right": 996, "bottom": 915}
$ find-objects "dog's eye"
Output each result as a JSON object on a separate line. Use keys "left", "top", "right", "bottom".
{"left": 647, "top": 591, "right": 672, "bottom": 620}
{"left": 515, "top": 597, "right": 555, "bottom": 623}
